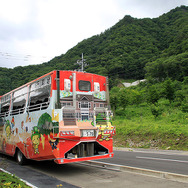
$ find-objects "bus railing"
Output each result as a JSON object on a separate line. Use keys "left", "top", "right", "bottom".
{"left": 0, "top": 101, "right": 50, "bottom": 117}
{"left": 61, "top": 106, "right": 112, "bottom": 126}
{"left": 0, "top": 111, "right": 9, "bottom": 117}
{"left": 10, "top": 107, "right": 25, "bottom": 116}
{"left": 27, "top": 101, "right": 50, "bottom": 112}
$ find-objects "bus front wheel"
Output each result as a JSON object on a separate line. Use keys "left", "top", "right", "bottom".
{"left": 16, "top": 149, "right": 27, "bottom": 165}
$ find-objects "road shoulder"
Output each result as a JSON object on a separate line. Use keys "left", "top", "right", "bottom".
{"left": 0, "top": 156, "right": 79, "bottom": 188}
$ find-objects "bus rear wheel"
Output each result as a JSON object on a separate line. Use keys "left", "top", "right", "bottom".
{"left": 16, "top": 149, "right": 27, "bottom": 165}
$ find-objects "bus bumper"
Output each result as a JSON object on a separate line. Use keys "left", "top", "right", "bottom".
{"left": 54, "top": 153, "right": 114, "bottom": 164}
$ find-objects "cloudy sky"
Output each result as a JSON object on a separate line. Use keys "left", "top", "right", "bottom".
{"left": 0, "top": 0, "right": 187, "bottom": 68}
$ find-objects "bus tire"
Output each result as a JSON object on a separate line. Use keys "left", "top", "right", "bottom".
{"left": 16, "top": 149, "right": 27, "bottom": 165}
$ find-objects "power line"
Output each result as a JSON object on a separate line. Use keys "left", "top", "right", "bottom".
{"left": 0, "top": 51, "right": 53, "bottom": 62}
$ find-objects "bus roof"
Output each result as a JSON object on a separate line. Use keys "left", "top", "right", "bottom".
{"left": 0, "top": 70, "right": 107, "bottom": 97}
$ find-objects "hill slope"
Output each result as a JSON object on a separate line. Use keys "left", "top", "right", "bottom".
{"left": 0, "top": 5, "right": 188, "bottom": 95}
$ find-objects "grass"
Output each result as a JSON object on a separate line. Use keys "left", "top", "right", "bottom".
{"left": 0, "top": 170, "right": 31, "bottom": 188}
{"left": 113, "top": 100, "right": 188, "bottom": 151}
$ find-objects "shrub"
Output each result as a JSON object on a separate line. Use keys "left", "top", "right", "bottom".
{"left": 147, "top": 85, "right": 160, "bottom": 104}
{"left": 181, "top": 102, "right": 188, "bottom": 112}
{"left": 150, "top": 104, "right": 163, "bottom": 119}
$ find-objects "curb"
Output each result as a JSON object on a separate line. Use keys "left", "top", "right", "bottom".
{"left": 0, "top": 168, "right": 37, "bottom": 188}
{"left": 113, "top": 147, "right": 188, "bottom": 156}
{"left": 81, "top": 161, "right": 188, "bottom": 183}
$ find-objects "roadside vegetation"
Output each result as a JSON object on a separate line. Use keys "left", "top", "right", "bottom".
{"left": 111, "top": 78, "right": 188, "bottom": 150}
{"left": 0, "top": 170, "right": 30, "bottom": 188}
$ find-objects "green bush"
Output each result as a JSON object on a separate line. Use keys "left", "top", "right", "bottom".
{"left": 181, "top": 103, "right": 188, "bottom": 112}
{"left": 150, "top": 104, "right": 163, "bottom": 119}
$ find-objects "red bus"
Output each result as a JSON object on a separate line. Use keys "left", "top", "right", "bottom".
{"left": 0, "top": 70, "right": 115, "bottom": 165}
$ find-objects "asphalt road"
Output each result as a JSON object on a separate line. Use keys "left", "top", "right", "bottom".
{"left": 98, "top": 148, "right": 188, "bottom": 175}
{"left": 0, "top": 154, "right": 79, "bottom": 188}
{"left": 1, "top": 155, "right": 188, "bottom": 188}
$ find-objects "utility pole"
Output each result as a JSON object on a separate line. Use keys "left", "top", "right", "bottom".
{"left": 77, "top": 53, "right": 87, "bottom": 72}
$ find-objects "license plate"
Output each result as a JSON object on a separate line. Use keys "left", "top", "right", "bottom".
{"left": 82, "top": 130, "right": 95, "bottom": 137}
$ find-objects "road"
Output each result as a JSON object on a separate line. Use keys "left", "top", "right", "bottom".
{"left": 0, "top": 155, "right": 188, "bottom": 188}
{"left": 0, "top": 154, "right": 79, "bottom": 188}
{"left": 98, "top": 148, "right": 188, "bottom": 175}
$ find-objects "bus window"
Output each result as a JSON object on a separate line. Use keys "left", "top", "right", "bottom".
{"left": 0, "top": 94, "right": 11, "bottom": 117}
{"left": 28, "top": 76, "right": 51, "bottom": 112}
{"left": 11, "top": 87, "right": 27, "bottom": 116}
{"left": 79, "top": 80, "right": 91, "bottom": 91}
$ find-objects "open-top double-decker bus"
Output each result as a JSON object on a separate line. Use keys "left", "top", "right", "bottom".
{"left": 0, "top": 70, "right": 115, "bottom": 165}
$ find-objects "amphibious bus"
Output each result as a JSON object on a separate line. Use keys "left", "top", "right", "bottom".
{"left": 0, "top": 70, "right": 115, "bottom": 165}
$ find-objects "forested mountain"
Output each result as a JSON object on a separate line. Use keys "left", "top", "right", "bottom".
{"left": 0, "top": 6, "right": 187, "bottom": 95}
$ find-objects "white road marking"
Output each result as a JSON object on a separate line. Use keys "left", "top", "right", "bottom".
{"left": 136, "top": 156, "right": 188, "bottom": 163}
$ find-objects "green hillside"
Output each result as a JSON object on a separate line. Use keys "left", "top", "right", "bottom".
{"left": 0, "top": 6, "right": 187, "bottom": 94}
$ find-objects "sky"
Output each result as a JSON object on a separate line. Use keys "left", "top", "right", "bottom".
{"left": 0, "top": 0, "right": 187, "bottom": 68}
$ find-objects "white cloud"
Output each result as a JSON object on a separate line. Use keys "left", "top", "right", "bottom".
{"left": 35, "top": 0, "right": 123, "bottom": 55}
{"left": 118, "top": 0, "right": 188, "bottom": 18}
{"left": 0, "top": 0, "right": 29, "bottom": 24}
{"left": 0, "top": 0, "right": 187, "bottom": 68}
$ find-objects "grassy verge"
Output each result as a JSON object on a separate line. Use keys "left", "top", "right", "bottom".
{"left": 0, "top": 170, "right": 31, "bottom": 188}
{"left": 113, "top": 101, "right": 188, "bottom": 151}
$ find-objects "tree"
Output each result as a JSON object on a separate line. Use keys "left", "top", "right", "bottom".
{"left": 162, "top": 78, "right": 175, "bottom": 102}
{"left": 110, "top": 87, "right": 120, "bottom": 113}
{"left": 119, "top": 89, "right": 129, "bottom": 109}
{"left": 147, "top": 85, "right": 160, "bottom": 104}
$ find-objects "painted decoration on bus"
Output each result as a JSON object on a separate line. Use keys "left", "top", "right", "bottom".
{"left": 60, "top": 91, "right": 72, "bottom": 98}
{"left": 0, "top": 70, "right": 115, "bottom": 164}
